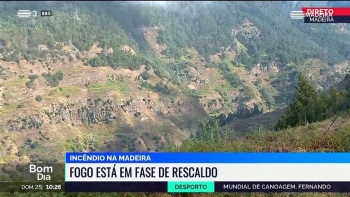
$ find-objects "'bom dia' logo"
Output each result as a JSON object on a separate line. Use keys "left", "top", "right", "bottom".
{"left": 29, "top": 164, "right": 52, "bottom": 180}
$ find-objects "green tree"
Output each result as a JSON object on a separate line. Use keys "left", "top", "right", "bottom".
{"left": 140, "top": 71, "right": 150, "bottom": 80}
{"left": 275, "top": 74, "right": 326, "bottom": 130}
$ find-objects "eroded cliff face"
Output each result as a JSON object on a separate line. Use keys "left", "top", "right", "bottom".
{"left": 3, "top": 93, "right": 209, "bottom": 153}
{"left": 6, "top": 98, "right": 117, "bottom": 132}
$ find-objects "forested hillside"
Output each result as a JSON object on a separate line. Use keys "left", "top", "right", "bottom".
{"left": 0, "top": 1, "right": 349, "bottom": 162}
{"left": 1, "top": 1, "right": 350, "bottom": 196}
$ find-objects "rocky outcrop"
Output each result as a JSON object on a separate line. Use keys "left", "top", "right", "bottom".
{"left": 47, "top": 98, "right": 116, "bottom": 124}
{"left": 7, "top": 114, "right": 43, "bottom": 131}
{"left": 225, "top": 108, "right": 286, "bottom": 135}
{"left": 235, "top": 102, "right": 264, "bottom": 119}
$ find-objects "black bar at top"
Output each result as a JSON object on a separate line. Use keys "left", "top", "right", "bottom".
{"left": 65, "top": 181, "right": 167, "bottom": 192}
{"left": 304, "top": 16, "right": 350, "bottom": 23}
{"left": 215, "top": 182, "right": 350, "bottom": 192}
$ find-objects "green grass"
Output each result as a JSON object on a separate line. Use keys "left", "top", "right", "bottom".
{"left": 0, "top": 102, "right": 17, "bottom": 114}
{"left": 213, "top": 83, "right": 231, "bottom": 94}
{"left": 45, "top": 86, "right": 81, "bottom": 98}
{"left": 195, "top": 86, "right": 215, "bottom": 96}
{"left": 88, "top": 81, "right": 130, "bottom": 94}
{"left": 5, "top": 78, "right": 27, "bottom": 87}
{"left": 234, "top": 38, "right": 247, "bottom": 53}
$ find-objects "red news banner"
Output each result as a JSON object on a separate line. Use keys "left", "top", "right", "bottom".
{"left": 302, "top": 7, "right": 350, "bottom": 23}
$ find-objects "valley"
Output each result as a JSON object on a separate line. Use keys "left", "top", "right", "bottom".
{"left": 0, "top": 1, "right": 349, "bottom": 167}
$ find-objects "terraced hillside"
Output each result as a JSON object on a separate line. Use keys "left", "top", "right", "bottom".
{"left": 0, "top": 1, "right": 350, "bottom": 163}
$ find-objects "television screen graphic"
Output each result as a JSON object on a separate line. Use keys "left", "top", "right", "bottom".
{"left": 64, "top": 152, "right": 350, "bottom": 192}
{"left": 2, "top": 1, "right": 350, "bottom": 196}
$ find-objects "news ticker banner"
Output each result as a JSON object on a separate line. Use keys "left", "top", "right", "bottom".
{"left": 290, "top": 7, "right": 350, "bottom": 23}
{"left": 7, "top": 181, "right": 350, "bottom": 193}
{"left": 5, "top": 153, "right": 350, "bottom": 193}
{"left": 64, "top": 152, "right": 350, "bottom": 192}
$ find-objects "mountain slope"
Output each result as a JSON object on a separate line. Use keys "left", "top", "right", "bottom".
{"left": 0, "top": 1, "right": 350, "bottom": 162}
{"left": 1, "top": 112, "right": 350, "bottom": 196}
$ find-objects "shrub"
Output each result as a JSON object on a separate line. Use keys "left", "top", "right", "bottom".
{"left": 35, "top": 95, "right": 42, "bottom": 102}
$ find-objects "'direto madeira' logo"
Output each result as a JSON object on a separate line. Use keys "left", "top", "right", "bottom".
{"left": 290, "top": 8, "right": 340, "bottom": 23}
